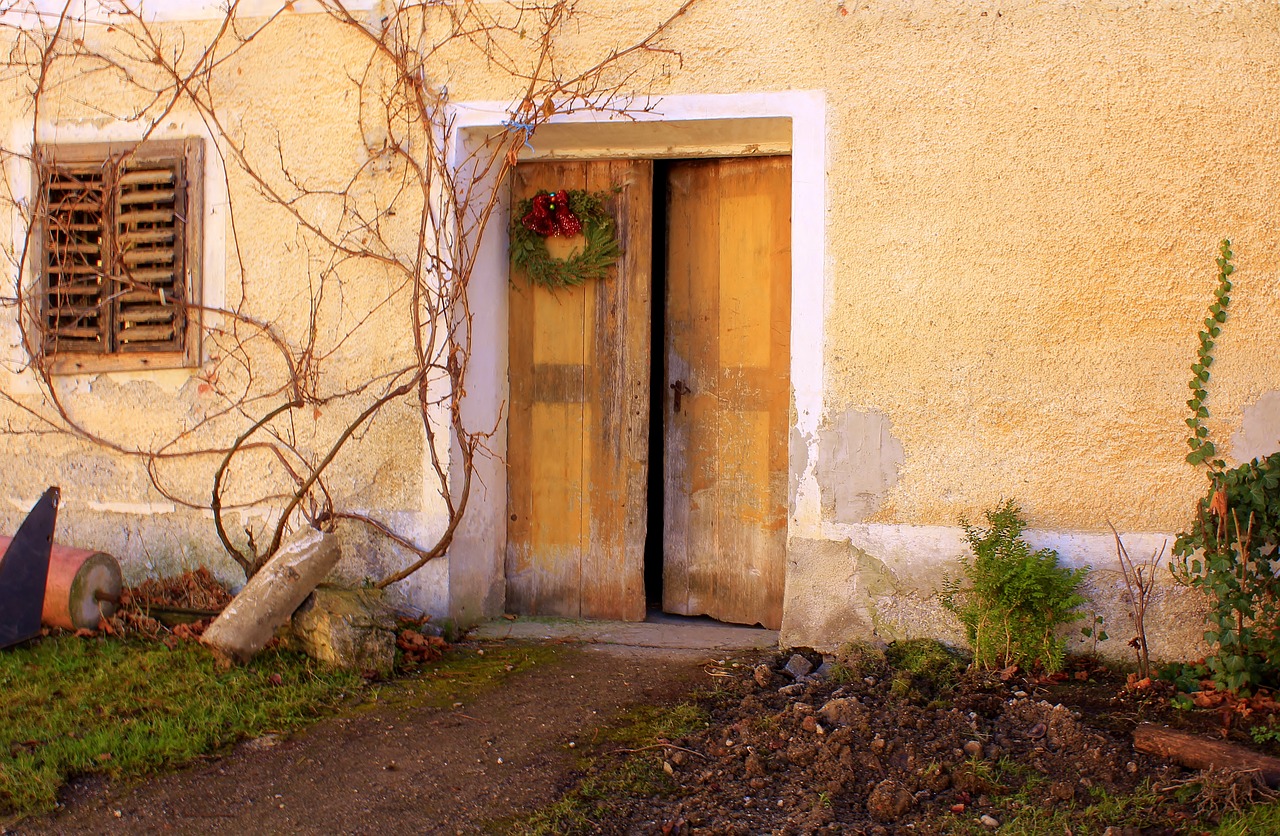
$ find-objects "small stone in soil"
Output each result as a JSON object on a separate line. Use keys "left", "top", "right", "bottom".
{"left": 753, "top": 664, "right": 773, "bottom": 688}
{"left": 963, "top": 740, "right": 983, "bottom": 758}
{"left": 866, "top": 779, "right": 913, "bottom": 822}
{"left": 980, "top": 814, "right": 1000, "bottom": 828}
{"left": 784, "top": 654, "right": 814, "bottom": 679}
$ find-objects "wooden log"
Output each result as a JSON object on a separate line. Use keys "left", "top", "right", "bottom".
{"left": 200, "top": 529, "right": 340, "bottom": 665}
{"left": 1133, "top": 723, "right": 1280, "bottom": 786}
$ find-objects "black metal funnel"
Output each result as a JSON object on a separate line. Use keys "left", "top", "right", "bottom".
{"left": 0, "top": 487, "right": 60, "bottom": 649}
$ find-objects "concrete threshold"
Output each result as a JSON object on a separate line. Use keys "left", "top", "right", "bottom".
{"left": 468, "top": 611, "right": 780, "bottom": 651}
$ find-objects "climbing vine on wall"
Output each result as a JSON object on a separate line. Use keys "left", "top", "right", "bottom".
{"left": 1172, "top": 240, "right": 1280, "bottom": 695}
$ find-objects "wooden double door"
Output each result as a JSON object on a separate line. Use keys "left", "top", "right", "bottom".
{"left": 506, "top": 156, "right": 791, "bottom": 628}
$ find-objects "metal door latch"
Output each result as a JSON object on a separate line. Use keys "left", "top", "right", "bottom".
{"left": 670, "top": 380, "right": 692, "bottom": 413}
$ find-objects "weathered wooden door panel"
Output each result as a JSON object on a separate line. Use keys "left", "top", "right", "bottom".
{"left": 506, "top": 159, "right": 652, "bottom": 621}
{"left": 663, "top": 157, "right": 791, "bottom": 629}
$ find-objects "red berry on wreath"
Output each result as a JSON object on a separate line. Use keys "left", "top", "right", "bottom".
{"left": 550, "top": 190, "right": 582, "bottom": 237}
{"left": 522, "top": 193, "right": 556, "bottom": 236}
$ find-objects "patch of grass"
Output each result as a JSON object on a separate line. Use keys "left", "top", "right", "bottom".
{"left": 884, "top": 638, "right": 966, "bottom": 701}
{"left": 833, "top": 641, "right": 885, "bottom": 680}
{"left": 510, "top": 700, "right": 709, "bottom": 835}
{"left": 932, "top": 780, "right": 1172, "bottom": 835}
{"left": 886, "top": 638, "right": 965, "bottom": 678}
{"left": 0, "top": 635, "right": 360, "bottom": 818}
{"left": 599, "top": 701, "right": 708, "bottom": 747}
{"left": 1216, "top": 800, "right": 1280, "bottom": 835}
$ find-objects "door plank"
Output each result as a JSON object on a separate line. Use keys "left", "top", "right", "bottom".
{"left": 506, "top": 159, "right": 651, "bottom": 621}
{"left": 581, "top": 160, "right": 652, "bottom": 621}
{"left": 662, "top": 161, "right": 717, "bottom": 618}
{"left": 663, "top": 156, "right": 791, "bottom": 629}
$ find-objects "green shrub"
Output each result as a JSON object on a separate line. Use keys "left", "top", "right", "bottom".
{"left": 1172, "top": 453, "right": 1280, "bottom": 695}
{"left": 941, "top": 501, "right": 1087, "bottom": 673}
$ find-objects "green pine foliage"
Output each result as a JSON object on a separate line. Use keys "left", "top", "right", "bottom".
{"left": 509, "top": 189, "right": 621, "bottom": 290}
{"left": 942, "top": 501, "right": 1087, "bottom": 673}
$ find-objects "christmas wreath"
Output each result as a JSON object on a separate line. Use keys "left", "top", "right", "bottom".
{"left": 509, "top": 189, "right": 621, "bottom": 290}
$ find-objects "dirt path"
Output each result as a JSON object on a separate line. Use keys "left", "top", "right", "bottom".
{"left": 13, "top": 641, "right": 734, "bottom": 835}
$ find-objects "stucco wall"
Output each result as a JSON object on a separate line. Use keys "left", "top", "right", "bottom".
{"left": 2, "top": 1, "right": 1278, "bottom": 654}
{"left": 0, "top": 11, "right": 449, "bottom": 612}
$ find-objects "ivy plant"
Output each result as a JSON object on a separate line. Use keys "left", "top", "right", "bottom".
{"left": 1184, "top": 239, "right": 1234, "bottom": 469}
{"left": 1171, "top": 240, "right": 1280, "bottom": 695}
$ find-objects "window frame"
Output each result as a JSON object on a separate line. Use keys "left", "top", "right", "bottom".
{"left": 33, "top": 138, "right": 204, "bottom": 375}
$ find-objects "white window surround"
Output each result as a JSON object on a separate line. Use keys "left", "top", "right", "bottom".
{"left": 443, "top": 90, "right": 828, "bottom": 620}
{"left": 4, "top": 118, "right": 228, "bottom": 387}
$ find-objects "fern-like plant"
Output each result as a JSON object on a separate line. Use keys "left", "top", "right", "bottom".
{"left": 942, "top": 501, "right": 1088, "bottom": 673}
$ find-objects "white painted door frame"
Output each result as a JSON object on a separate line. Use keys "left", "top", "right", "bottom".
{"left": 445, "top": 91, "right": 828, "bottom": 623}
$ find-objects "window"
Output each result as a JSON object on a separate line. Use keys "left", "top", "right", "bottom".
{"left": 37, "top": 139, "right": 202, "bottom": 372}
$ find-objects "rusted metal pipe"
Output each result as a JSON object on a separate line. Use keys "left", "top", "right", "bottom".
{"left": 0, "top": 537, "right": 121, "bottom": 631}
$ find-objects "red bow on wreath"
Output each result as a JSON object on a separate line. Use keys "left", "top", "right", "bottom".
{"left": 521, "top": 190, "right": 583, "bottom": 238}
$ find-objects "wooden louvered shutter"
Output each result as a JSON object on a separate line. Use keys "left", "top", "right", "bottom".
{"left": 115, "top": 155, "right": 185, "bottom": 352}
{"left": 39, "top": 140, "right": 202, "bottom": 372}
{"left": 42, "top": 164, "right": 110, "bottom": 354}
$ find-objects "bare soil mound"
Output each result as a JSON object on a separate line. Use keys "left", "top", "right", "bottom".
{"left": 593, "top": 642, "right": 1277, "bottom": 835}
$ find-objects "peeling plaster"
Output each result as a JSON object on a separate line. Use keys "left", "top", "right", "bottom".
{"left": 815, "top": 410, "right": 904, "bottom": 523}
{"left": 788, "top": 423, "right": 809, "bottom": 514}
{"left": 1232, "top": 390, "right": 1280, "bottom": 464}
{"left": 780, "top": 536, "right": 964, "bottom": 650}
{"left": 781, "top": 526, "right": 1209, "bottom": 662}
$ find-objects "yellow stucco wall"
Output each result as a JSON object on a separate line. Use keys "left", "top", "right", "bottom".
{"left": 2, "top": 2, "right": 1278, "bottom": 646}
{"left": 0, "top": 10, "right": 445, "bottom": 605}
{"left": 434, "top": 0, "right": 1280, "bottom": 530}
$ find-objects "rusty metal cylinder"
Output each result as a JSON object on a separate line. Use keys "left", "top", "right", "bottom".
{"left": 0, "top": 537, "right": 122, "bottom": 630}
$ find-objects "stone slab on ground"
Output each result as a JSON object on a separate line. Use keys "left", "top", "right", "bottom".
{"left": 201, "top": 529, "right": 341, "bottom": 665}
{"left": 288, "top": 586, "right": 398, "bottom": 674}
{"left": 469, "top": 612, "right": 779, "bottom": 651}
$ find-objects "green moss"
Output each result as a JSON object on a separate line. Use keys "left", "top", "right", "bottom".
{"left": 507, "top": 700, "right": 709, "bottom": 835}
{"left": 599, "top": 701, "right": 708, "bottom": 748}
{"left": 930, "top": 780, "right": 1171, "bottom": 835}
{"left": 361, "top": 643, "right": 560, "bottom": 712}
{"left": 833, "top": 640, "right": 885, "bottom": 679}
